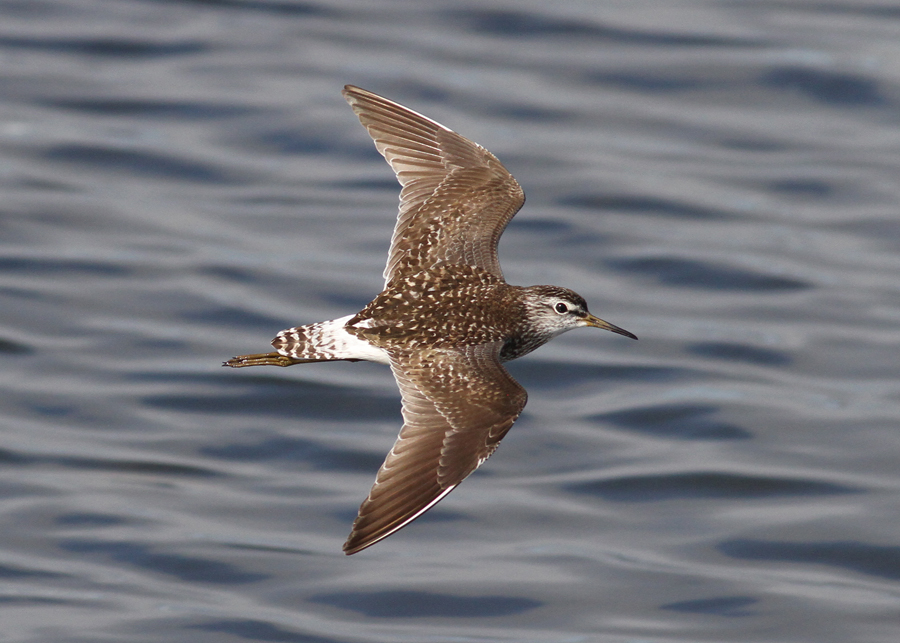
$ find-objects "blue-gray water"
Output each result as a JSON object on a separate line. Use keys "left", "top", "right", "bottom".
{"left": 2, "top": 1, "right": 899, "bottom": 642}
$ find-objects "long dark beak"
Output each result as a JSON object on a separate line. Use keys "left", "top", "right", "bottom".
{"left": 582, "top": 314, "right": 638, "bottom": 340}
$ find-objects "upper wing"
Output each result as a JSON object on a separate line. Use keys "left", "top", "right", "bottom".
{"left": 342, "top": 85, "right": 525, "bottom": 285}
{"left": 342, "top": 342, "right": 527, "bottom": 555}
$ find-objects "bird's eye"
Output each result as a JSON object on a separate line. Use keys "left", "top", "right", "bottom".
{"left": 554, "top": 302, "right": 569, "bottom": 314}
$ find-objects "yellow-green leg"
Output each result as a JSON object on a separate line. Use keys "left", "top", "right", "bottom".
{"left": 223, "top": 352, "right": 303, "bottom": 368}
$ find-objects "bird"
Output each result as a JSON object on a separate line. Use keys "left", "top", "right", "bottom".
{"left": 224, "top": 85, "right": 637, "bottom": 555}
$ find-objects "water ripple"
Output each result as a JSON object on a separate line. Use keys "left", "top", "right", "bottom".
{"left": 566, "top": 472, "right": 859, "bottom": 502}
{"left": 60, "top": 540, "right": 266, "bottom": 584}
{"left": 762, "top": 67, "right": 887, "bottom": 107}
{"left": 309, "top": 590, "right": 541, "bottom": 618}
{"left": 162, "top": 0, "right": 336, "bottom": 17}
{"left": 686, "top": 342, "right": 792, "bottom": 366}
{"left": 201, "top": 435, "right": 385, "bottom": 473}
{"left": 0, "top": 563, "right": 67, "bottom": 580}
{"left": 661, "top": 596, "right": 758, "bottom": 617}
{"left": 0, "top": 256, "right": 130, "bottom": 276}
{"left": 606, "top": 256, "right": 810, "bottom": 291}
{"left": 718, "top": 540, "right": 900, "bottom": 581}
{"left": 591, "top": 403, "right": 751, "bottom": 440}
{"left": 144, "top": 378, "right": 399, "bottom": 422}
{"left": 41, "top": 98, "right": 257, "bottom": 120}
{"left": 190, "top": 620, "right": 341, "bottom": 643}
{"left": 0, "top": 35, "right": 207, "bottom": 58}
{"left": 0, "top": 447, "right": 218, "bottom": 477}
{"left": 447, "top": 9, "right": 762, "bottom": 46}
{"left": 560, "top": 194, "right": 728, "bottom": 220}
{"left": 43, "top": 145, "right": 242, "bottom": 184}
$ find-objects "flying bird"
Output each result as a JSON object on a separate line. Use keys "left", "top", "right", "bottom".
{"left": 225, "top": 86, "right": 636, "bottom": 554}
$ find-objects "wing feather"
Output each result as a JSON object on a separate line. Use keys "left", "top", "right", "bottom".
{"left": 343, "top": 343, "right": 527, "bottom": 554}
{"left": 342, "top": 85, "right": 525, "bottom": 284}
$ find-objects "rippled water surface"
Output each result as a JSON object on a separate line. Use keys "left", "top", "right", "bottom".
{"left": 2, "top": 1, "right": 899, "bottom": 641}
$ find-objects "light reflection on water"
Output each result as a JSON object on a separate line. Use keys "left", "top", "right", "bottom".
{"left": 1, "top": 1, "right": 899, "bottom": 642}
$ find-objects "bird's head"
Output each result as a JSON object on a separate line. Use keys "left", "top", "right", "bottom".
{"left": 521, "top": 285, "right": 637, "bottom": 341}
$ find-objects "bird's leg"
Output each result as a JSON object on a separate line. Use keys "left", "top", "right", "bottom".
{"left": 223, "top": 352, "right": 301, "bottom": 368}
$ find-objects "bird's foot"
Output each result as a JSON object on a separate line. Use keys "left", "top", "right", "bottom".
{"left": 223, "top": 352, "right": 300, "bottom": 368}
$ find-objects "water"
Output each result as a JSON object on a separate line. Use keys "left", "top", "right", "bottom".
{"left": 2, "top": 1, "right": 899, "bottom": 641}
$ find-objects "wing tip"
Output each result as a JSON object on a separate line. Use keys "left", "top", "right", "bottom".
{"left": 341, "top": 484, "right": 458, "bottom": 555}
{"left": 342, "top": 84, "right": 363, "bottom": 100}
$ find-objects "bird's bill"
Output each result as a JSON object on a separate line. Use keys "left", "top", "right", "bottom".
{"left": 581, "top": 314, "right": 638, "bottom": 340}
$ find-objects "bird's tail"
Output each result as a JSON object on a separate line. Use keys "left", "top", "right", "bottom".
{"left": 224, "top": 315, "right": 386, "bottom": 368}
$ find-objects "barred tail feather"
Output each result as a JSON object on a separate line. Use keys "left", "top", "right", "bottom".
{"left": 272, "top": 315, "right": 391, "bottom": 365}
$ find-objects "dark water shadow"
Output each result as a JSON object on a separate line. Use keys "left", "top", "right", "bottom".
{"left": 0, "top": 562, "right": 67, "bottom": 580}
{"left": 762, "top": 67, "right": 887, "bottom": 107}
{"left": 0, "top": 595, "right": 75, "bottom": 606}
{"left": 0, "top": 256, "right": 131, "bottom": 277}
{"left": 201, "top": 435, "right": 385, "bottom": 473}
{"left": 60, "top": 540, "right": 266, "bottom": 584}
{"left": 329, "top": 178, "right": 398, "bottom": 192}
{"left": 0, "top": 34, "right": 207, "bottom": 58}
{"left": 309, "top": 590, "right": 541, "bottom": 618}
{"left": 56, "top": 513, "right": 129, "bottom": 528}
{"left": 315, "top": 288, "right": 373, "bottom": 311}
{"left": 512, "top": 218, "right": 573, "bottom": 235}
{"left": 255, "top": 128, "right": 345, "bottom": 156}
{"left": 566, "top": 472, "right": 860, "bottom": 502}
{"left": 44, "top": 144, "right": 242, "bottom": 184}
{"left": 767, "top": 178, "right": 834, "bottom": 199}
{"left": 0, "top": 337, "right": 33, "bottom": 354}
{"left": 510, "top": 361, "right": 690, "bottom": 391}
{"left": 507, "top": 217, "right": 609, "bottom": 254}
{"left": 156, "top": 0, "right": 336, "bottom": 18}
{"left": 143, "top": 376, "right": 399, "bottom": 422}
{"left": 586, "top": 71, "right": 722, "bottom": 94}
{"left": 591, "top": 404, "right": 752, "bottom": 440}
{"left": 0, "top": 446, "right": 218, "bottom": 478}
{"left": 687, "top": 342, "right": 791, "bottom": 366}
{"left": 444, "top": 8, "right": 762, "bottom": 47}
{"left": 41, "top": 97, "right": 257, "bottom": 120}
{"left": 479, "top": 100, "right": 573, "bottom": 122}
{"left": 716, "top": 136, "right": 787, "bottom": 152}
{"left": 661, "top": 595, "right": 758, "bottom": 617}
{"left": 718, "top": 539, "right": 900, "bottom": 581}
{"left": 190, "top": 619, "right": 341, "bottom": 643}
{"left": 198, "top": 263, "right": 276, "bottom": 285}
{"left": 560, "top": 194, "right": 729, "bottom": 220}
{"left": 181, "top": 304, "right": 289, "bottom": 331}
{"left": 605, "top": 256, "right": 810, "bottom": 291}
